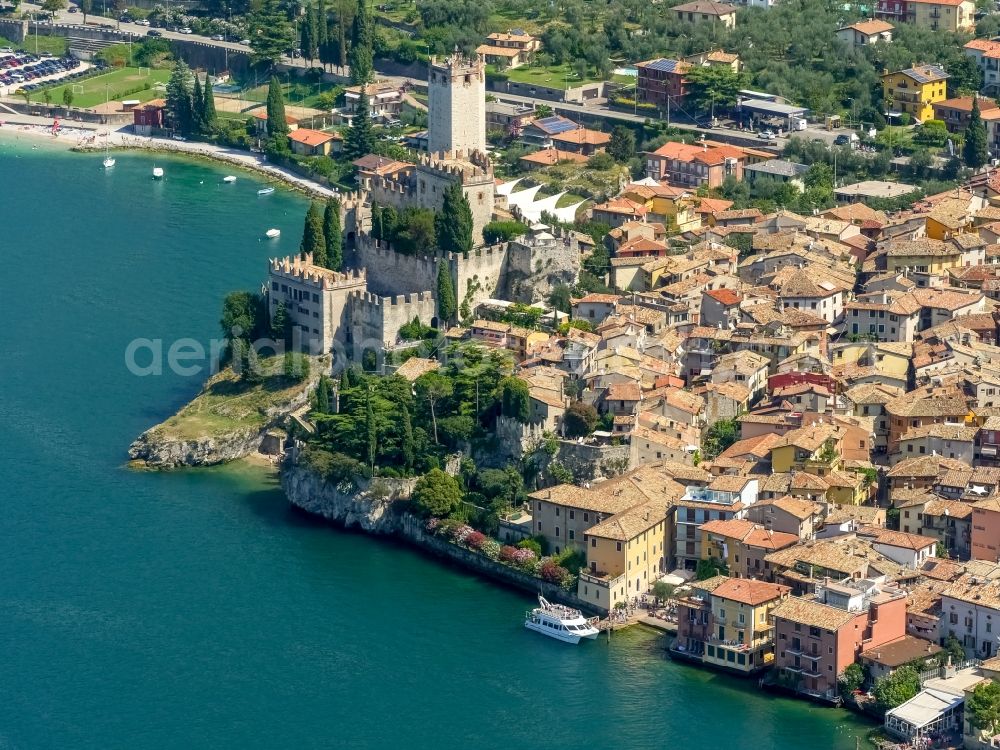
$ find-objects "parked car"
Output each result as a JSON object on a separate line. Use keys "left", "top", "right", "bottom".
{"left": 135, "top": 18, "right": 151, "bottom": 25}
{"left": 757, "top": 130, "right": 777, "bottom": 141}
{"left": 67, "top": 6, "right": 78, "bottom": 12}
{"left": 239, "top": 38, "right": 250, "bottom": 45}
{"left": 147, "top": 29, "right": 162, "bottom": 36}
{"left": 210, "top": 34, "right": 224, "bottom": 40}
{"left": 179, "top": 27, "right": 193, "bottom": 34}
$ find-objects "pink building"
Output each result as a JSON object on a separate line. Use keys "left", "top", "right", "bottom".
{"left": 971, "top": 498, "right": 1000, "bottom": 562}
{"left": 770, "top": 580, "right": 907, "bottom": 699}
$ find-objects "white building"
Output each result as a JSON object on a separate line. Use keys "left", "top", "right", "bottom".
{"left": 779, "top": 269, "right": 847, "bottom": 324}
{"left": 940, "top": 576, "right": 1000, "bottom": 658}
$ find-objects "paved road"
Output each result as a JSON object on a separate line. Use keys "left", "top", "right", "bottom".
{"left": 14, "top": 5, "right": 861, "bottom": 150}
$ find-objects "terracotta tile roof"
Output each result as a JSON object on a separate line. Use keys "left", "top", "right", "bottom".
{"left": 519, "top": 148, "right": 588, "bottom": 166}
{"left": 861, "top": 635, "right": 941, "bottom": 667}
{"left": 606, "top": 382, "right": 642, "bottom": 402}
{"left": 870, "top": 529, "right": 937, "bottom": 551}
{"left": 884, "top": 394, "right": 968, "bottom": 418}
{"left": 528, "top": 483, "right": 640, "bottom": 515}
{"left": 704, "top": 288, "right": 742, "bottom": 306}
{"left": 771, "top": 596, "right": 859, "bottom": 631}
{"left": 671, "top": 0, "right": 737, "bottom": 14}
{"left": 552, "top": 128, "right": 612, "bottom": 146}
{"left": 712, "top": 578, "right": 790, "bottom": 606}
{"left": 288, "top": 128, "right": 340, "bottom": 147}
{"left": 841, "top": 19, "right": 894, "bottom": 34}
{"left": 696, "top": 197, "right": 734, "bottom": 214}
{"left": 718, "top": 432, "right": 782, "bottom": 460}
{"left": 585, "top": 500, "right": 666, "bottom": 541}
{"left": 755, "top": 494, "right": 821, "bottom": 520}
{"left": 887, "top": 454, "right": 969, "bottom": 478}
{"left": 942, "top": 577, "right": 1000, "bottom": 609}
{"left": 394, "top": 357, "right": 440, "bottom": 381}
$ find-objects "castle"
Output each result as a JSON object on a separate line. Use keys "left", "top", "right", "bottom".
{"left": 358, "top": 148, "right": 496, "bottom": 244}
{"left": 263, "top": 53, "right": 579, "bottom": 366}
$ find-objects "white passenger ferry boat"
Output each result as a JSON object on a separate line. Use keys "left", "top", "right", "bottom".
{"left": 524, "top": 595, "right": 600, "bottom": 643}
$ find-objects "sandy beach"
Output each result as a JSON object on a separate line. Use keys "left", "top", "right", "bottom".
{"left": 0, "top": 114, "right": 343, "bottom": 198}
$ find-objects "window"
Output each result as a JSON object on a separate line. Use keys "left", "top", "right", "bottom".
{"left": 584, "top": 513, "right": 590, "bottom": 522}
{"left": 569, "top": 530, "right": 575, "bottom": 540}
{"left": 537, "top": 521, "right": 542, "bottom": 531}
{"left": 591, "top": 538, "right": 596, "bottom": 548}
{"left": 569, "top": 510, "right": 575, "bottom": 520}
{"left": 555, "top": 527, "right": 560, "bottom": 537}
{"left": 616, "top": 542, "right": 622, "bottom": 551}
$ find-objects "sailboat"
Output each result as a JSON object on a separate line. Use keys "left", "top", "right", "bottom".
{"left": 102, "top": 137, "right": 115, "bottom": 169}
{"left": 101, "top": 90, "right": 114, "bottom": 168}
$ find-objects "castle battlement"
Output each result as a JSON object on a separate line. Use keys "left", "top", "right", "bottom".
{"left": 269, "top": 253, "right": 366, "bottom": 290}
{"left": 429, "top": 53, "right": 484, "bottom": 78}
{"left": 415, "top": 150, "right": 492, "bottom": 181}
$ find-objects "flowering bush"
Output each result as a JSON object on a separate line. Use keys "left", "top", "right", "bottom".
{"left": 509, "top": 547, "right": 536, "bottom": 566}
{"left": 425, "top": 518, "right": 440, "bottom": 532}
{"left": 480, "top": 539, "right": 501, "bottom": 560}
{"left": 435, "top": 518, "right": 461, "bottom": 538}
{"left": 450, "top": 524, "right": 474, "bottom": 545}
{"left": 539, "top": 559, "right": 569, "bottom": 584}
{"left": 465, "top": 531, "right": 487, "bottom": 550}
{"left": 499, "top": 545, "right": 520, "bottom": 564}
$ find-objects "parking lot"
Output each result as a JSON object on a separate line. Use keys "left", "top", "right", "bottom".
{"left": 0, "top": 50, "right": 88, "bottom": 98}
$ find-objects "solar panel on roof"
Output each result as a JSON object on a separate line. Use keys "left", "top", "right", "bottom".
{"left": 646, "top": 58, "right": 683, "bottom": 73}
{"left": 536, "top": 116, "right": 579, "bottom": 134}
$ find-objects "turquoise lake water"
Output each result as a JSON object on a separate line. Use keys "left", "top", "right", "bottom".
{"left": 0, "top": 136, "right": 874, "bottom": 748}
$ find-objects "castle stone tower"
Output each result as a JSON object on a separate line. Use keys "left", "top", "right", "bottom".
{"left": 428, "top": 53, "right": 486, "bottom": 156}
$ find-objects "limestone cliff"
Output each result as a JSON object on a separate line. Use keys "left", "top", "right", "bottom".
{"left": 282, "top": 465, "right": 416, "bottom": 533}
{"left": 129, "top": 356, "right": 324, "bottom": 469}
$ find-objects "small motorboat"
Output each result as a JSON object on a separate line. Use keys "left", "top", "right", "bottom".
{"left": 103, "top": 156, "right": 115, "bottom": 169}
{"left": 223, "top": 175, "right": 236, "bottom": 183}
{"left": 257, "top": 186, "right": 275, "bottom": 195}
{"left": 152, "top": 166, "right": 164, "bottom": 179}
{"left": 524, "top": 595, "right": 600, "bottom": 643}
{"left": 265, "top": 228, "right": 280, "bottom": 239}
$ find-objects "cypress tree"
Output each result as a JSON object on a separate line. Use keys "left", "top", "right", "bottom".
{"left": 316, "top": 374, "right": 330, "bottom": 413}
{"left": 203, "top": 75, "right": 217, "bottom": 132}
{"left": 300, "top": 202, "right": 327, "bottom": 264}
{"left": 965, "top": 97, "right": 988, "bottom": 170}
{"left": 191, "top": 73, "right": 204, "bottom": 134}
{"left": 317, "top": 0, "right": 329, "bottom": 54}
{"left": 349, "top": 0, "right": 373, "bottom": 85}
{"left": 323, "top": 197, "right": 343, "bottom": 270}
{"left": 165, "top": 60, "right": 193, "bottom": 136}
{"left": 344, "top": 90, "right": 375, "bottom": 158}
{"left": 435, "top": 184, "right": 474, "bottom": 254}
{"left": 266, "top": 76, "right": 289, "bottom": 138}
{"left": 366, "top": 387, "right": 377, "bottom": 473}
{"left": 436, "top": 262, "right": 456, "bottom": 324}
{"left": 401, "top": 404, "right": 414, "bottom": 469}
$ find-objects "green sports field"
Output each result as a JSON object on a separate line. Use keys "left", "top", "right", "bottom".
{"left": 41, "top": 67, "right": 170, "bottom": 109}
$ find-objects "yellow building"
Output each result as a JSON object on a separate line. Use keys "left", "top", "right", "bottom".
{"left": 925, "top": 198, "right": 975, "bottom": 241}
{"left": 620, "top": 183, "right": 702, "bottom": 233}
{"left": 910, "top": 0, "right": 975, "bottom": 32}
{"left": 832, "top": 341, "right": 912, "bottom": 386}
{"left": 882, "top": 64, "right": 950, "bottom": 123}
{"left": 578, "top": 500, "right": 669, "bottom": 611}
{"left": 703, "top": 577, "right": 791, "bottom": 674}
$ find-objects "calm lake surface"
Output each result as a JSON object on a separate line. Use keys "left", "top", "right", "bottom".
{"left": 0, "top": 137, "right": 873, "bottom": 748}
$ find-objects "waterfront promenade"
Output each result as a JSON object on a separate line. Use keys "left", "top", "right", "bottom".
{"left": 0, "top": 113, "right": 340, "bottom": 198}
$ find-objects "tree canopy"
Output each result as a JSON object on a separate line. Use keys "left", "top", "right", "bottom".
{"left": 412, "top": 468, "right": 463, "bottom": 518}
{"left": 436, "top": 184, "right": 474, "bottom": 255}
